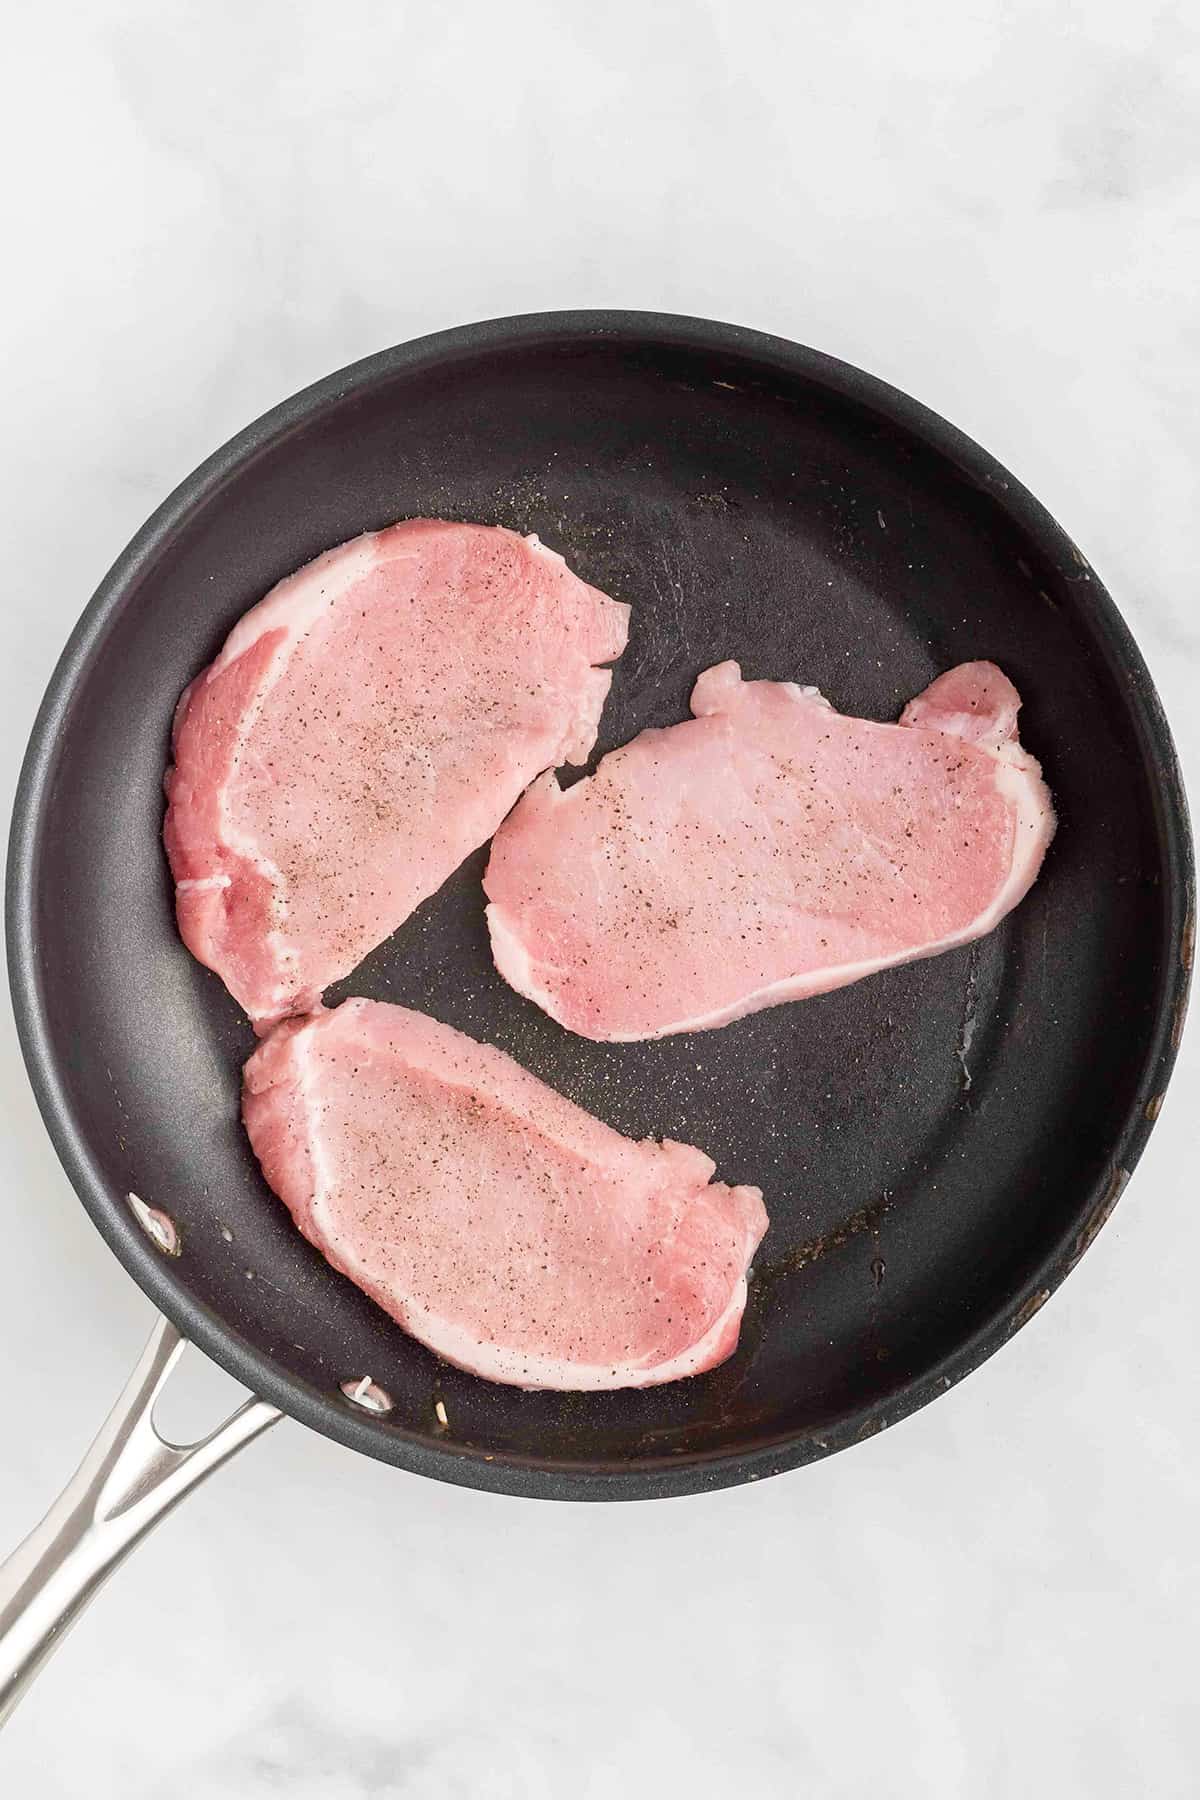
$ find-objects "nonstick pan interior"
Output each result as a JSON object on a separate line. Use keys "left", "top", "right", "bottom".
{"left": 8, "top": 314, "right": 1192, "bottom": 1499}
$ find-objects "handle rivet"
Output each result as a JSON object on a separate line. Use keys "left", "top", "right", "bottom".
{"left": 340, "top": 1376, "right": 393, "bottom": 1415}
{"left": 125, "top": 1193, "right": 180, "bottom": 1257}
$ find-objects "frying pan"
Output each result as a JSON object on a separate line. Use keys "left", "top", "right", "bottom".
{"left": 1, "top": 311, "right": 1191, "bottom": 1720}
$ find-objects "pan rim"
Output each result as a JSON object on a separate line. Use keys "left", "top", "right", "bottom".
{"left": 6, "top": 309, "right": 1194, "bottom": 1500}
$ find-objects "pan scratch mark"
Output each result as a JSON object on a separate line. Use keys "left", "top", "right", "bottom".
{"left": 635, "top": 538, "right": 689, "bottom": 686}
{"left": 246, "top": 1268, "right": 320, "bottom": 1313}
{"left": 854, "top": 1414, "right": 886, "bottom": 1442}
{"left": 251, "top": 1272, "right": 290, "bottom": 1297}
{"left": 955, "top": 943, "right": 981, "bottom": 1092}
{"left": 1010, "top": 1288, "right": 1051, "bottom": 1333}
{"left": 658, "top": 544, "right": 687, "bottom": 653}
{"left": 1073, "top": 1166, "right": 1130, "bottom": 1262}
{"left": 1172, "top": 992, "right": 1189, "bottom": 1050}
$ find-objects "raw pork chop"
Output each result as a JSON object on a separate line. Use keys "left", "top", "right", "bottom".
{"left": 165, "top": 521, "right": 629, "bottom": 1028}
{"left": 243, "top": 1000, "right": 767, "bottom": 1390}
{"left": 484, "top": 660, "right": 1055, "bottom": 1041}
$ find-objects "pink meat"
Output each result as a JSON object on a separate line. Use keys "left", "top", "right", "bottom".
{"left": 484, "top": 660, "right": 1056, "bottom": 1041}
{"left": 164, "top": 520, "right": 629, "bottom": 1029}
{"left": 243, "top": 1000, "right": 767, "bottom": 1390}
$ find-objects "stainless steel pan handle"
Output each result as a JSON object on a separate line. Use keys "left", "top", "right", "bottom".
{"left": 0, "top": 1314, "right": 281, "bottom": 1726}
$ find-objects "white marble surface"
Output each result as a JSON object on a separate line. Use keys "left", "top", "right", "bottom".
{"left": 2, "top": 3, "right": 1198, "bottom": 1794}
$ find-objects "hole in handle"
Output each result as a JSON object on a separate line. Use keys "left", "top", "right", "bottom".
{"left": 149, "top": 1345, "right": 257, "bottom": 1449}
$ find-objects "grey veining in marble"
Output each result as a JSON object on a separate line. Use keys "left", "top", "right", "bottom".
{"left": 1, "top": 2, "right": 1197, "bottom": 1795}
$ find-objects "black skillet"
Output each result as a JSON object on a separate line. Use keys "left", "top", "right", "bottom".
{"left": 0, "top": 312, "right": 1192, "bottom": 1710}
